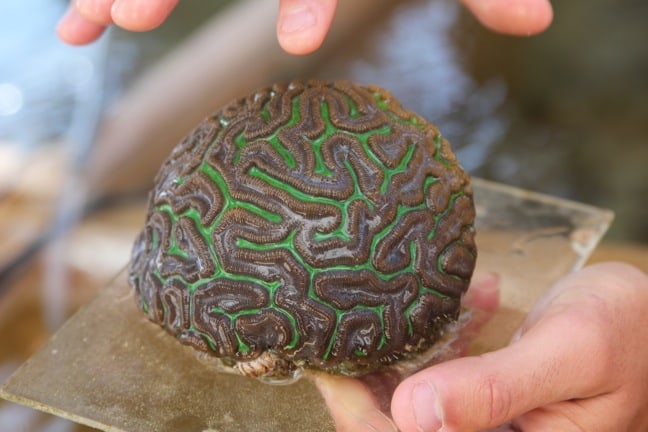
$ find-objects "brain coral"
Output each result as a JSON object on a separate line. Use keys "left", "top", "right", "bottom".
{"left": 128, "top": 80, "right": 477, "bottom": 379}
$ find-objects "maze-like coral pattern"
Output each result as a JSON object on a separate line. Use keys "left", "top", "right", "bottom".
{"left": 129, "top": 80, "right": 476, "bottom": 372}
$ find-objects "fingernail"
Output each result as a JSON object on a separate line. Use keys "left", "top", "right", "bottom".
{"left": 412, "top": 382, "right": 443, "bottom": 431}
{"left": 279, "top": 5, "right": 316, "bottom": 34}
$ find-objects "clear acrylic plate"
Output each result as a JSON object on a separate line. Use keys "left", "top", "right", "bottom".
{"left": 0, "top": 178, "right": 613, "bottom": 432}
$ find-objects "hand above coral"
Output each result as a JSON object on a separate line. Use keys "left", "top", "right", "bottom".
{"left": 57, "top": 0, "right": 553, "bottom": 54}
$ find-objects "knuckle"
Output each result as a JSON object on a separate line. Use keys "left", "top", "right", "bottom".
{"left": 479, "top": 374, "right": 514, "bottom": 426}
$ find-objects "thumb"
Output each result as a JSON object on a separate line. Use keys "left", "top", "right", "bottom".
{"left": 460, "top": 0, "right": 553, "bottom": 36}
{"left": 391, "top": 311, "right": 607, "bottom": 431}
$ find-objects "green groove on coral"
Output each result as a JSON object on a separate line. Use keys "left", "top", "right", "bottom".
{"left": 341, "top": 93, "right": 360, "bottom": 118}
{"left": 232, "top": 97, "right": 302, "bottom": 169}
{"left": 310, "top": 101, "right": 336, "bottom": 176}
{"left": 433, "top": 133, "right": 451, "bottom": 167}
{"left": 264, "top": 98, "right": 300, "bottom": 170}
{"left": 372, "top": 91, "right": 425, "bottom": 131}
{"left": 380, "top": 142, "right": 416, "bottom": 195}
{"left": 426, "top": 190, "right": 466, "bottom": 242}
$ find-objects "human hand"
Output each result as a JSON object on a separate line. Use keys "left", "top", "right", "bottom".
{"left": 391, "top": 262, "right": 648, "bottom": 431}
{"left": 57, "top": 0, "right": 553, "bottom": 55}
{"left": 55, "top": 0, "right": 338, "bottom": 54}
{"left": 56, "top": 0, "right": 180, "bottom": 46}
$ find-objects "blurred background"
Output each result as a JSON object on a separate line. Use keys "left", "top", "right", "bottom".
{"left": 1, "top": 0, "right": 646, "bottom": 430}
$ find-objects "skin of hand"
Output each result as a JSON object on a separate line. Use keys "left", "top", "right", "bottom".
{"left": 56, "top": 0, "right": 553, "bottom": 54}
{"left": 391, "top": 262, "right": 648, "bottom": 432}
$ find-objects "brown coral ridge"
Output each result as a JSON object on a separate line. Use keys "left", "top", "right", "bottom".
{"left": 128, "top": 80, "right": 476, "bottom": 378}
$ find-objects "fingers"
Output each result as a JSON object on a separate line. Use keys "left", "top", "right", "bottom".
{"left": 460, "top": 0, "right": 553, "bottom": 36}
{"left": 391, "top": 310, "right": 610, "bottom": 431}
{"left": 447, "top": 273, "right": 500, "bottom": 356}
{"left": 461, "top": 272, "right": 500, "bottom": 317}
{"left": 276, "top": 0, "right": 338, "bottom": 55}
{"left": 314, "top": 373, "right": 398, "bottom": 432}
{"left": 57, "top": 0, "right": 179, "bottom": 45}
{"left": 57, "top": 5, "right": 107, "bottom": 45}
{"left": 74, "top": 0, "right": 115, "bottom": 25}
{"left": 110, "top": 0, "right": 179, "bottom": 32}
{"left": 60, "top": 0, "right": 551, "bottom": 51}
